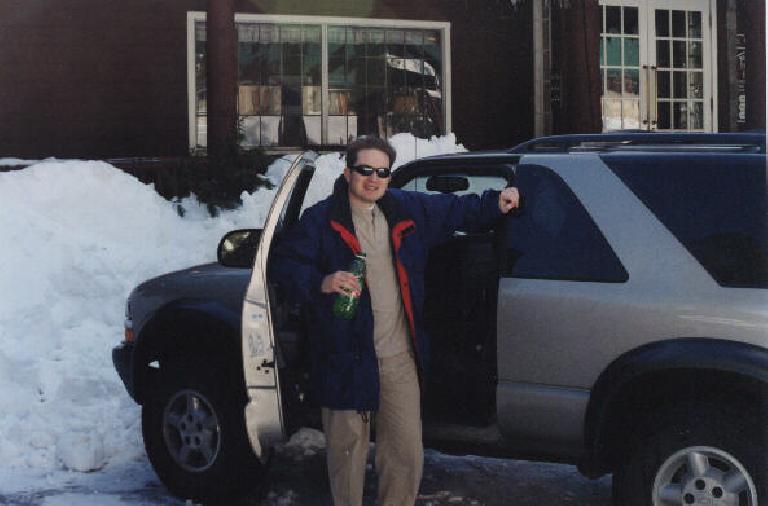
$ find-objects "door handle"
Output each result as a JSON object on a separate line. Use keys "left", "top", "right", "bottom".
{"left": 649, "top": 66, "right": 658, "bottom": 129}
{"left": 642, "top": 65, "right": 650, "bottom": 126}
{"left": 258, "top": 359, "right": 275, "bottom": 372}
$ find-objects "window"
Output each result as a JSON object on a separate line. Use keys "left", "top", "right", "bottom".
{"left": 400, "top": 174, "right": 508, "bottom": 196}
{"left": 600, "top": 4, "right": 641, "bottom": 130}
{"left": 502, "top": 164, "right": 628, "bottom": 282}
{"left": 598, "top": 1, "right": 713, "bottom": 132}
{"left": 604, "top": 154, "right": 768, "bottom": 288}
{"left": 237, "top": 24, "right": 322, "bottom": 147}
{"left": 189, "top": 13, "right": 449, "bottom": 149}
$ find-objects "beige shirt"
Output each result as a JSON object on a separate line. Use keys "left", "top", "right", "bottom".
{"left": 350, "top": 201, "right": 410, "bottom": 358}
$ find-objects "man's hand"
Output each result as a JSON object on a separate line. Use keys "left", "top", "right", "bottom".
{"left": 499, "top": 187, "right": 521, "bottom": 214}
{"left": 321, "top": 271, "right": 362, "bottom": 296}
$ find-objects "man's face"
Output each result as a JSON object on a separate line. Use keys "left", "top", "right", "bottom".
{"left": 344, "top": 148, "right": 391, "bottom": 206}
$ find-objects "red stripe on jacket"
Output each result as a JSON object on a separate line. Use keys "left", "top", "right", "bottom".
{"left": 330, "top": 220, "right": 362, "bottom": 255}
{"left": 331, "top": 217, "right": 420, "bottom": 371}
{"left": 391, "top": 220, "right": 418, "bottom": 360}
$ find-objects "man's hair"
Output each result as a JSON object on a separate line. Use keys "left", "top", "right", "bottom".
{"left": 345, "top": 136, "right": 397, "bottom": 168}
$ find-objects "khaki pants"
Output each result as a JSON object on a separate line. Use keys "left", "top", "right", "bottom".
{"left": 322, "top": 351, "right": 423, "bottom": 506}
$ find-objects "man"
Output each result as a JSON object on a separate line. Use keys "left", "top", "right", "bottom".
{"left": 271, "top": 137, "right": 520, "bottom": 505}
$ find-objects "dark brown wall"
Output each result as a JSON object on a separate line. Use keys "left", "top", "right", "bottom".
{"left": 717, "top": 0, "right": 766, "bottom": 132}
{"left": 0, "top": 0, "right": 204, "bottom": 158}
{"left": 446, "top": 0, "right": 533, "bottom": 149}
{"left": 0, "top": 0, "right": 530, "bottom": 158}
{"left": 740, "top": 0, "right": 765, "bottom": 131}
{"left": 551, "top": 0, "right": 602, "bottom": 134}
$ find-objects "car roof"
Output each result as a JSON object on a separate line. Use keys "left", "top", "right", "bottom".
{"left": 391, "top": 132, "right": 766, "bottom": 186}
{"left": 510, "top": 132, "right": 766, "bottom": 154}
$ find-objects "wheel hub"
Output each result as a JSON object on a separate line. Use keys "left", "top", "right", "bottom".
{"left": 162, "top": 389, "right": 221, "bottom": 473}
{"left": 680, "top": 472, "right": 733, "bottom": 505}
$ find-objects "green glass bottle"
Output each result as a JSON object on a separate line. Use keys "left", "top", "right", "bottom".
{"left": 333, "top": 253, "right": 366, "bottom": 319}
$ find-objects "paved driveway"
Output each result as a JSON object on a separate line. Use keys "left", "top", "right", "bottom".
{"left": 254, "top": 448, "right": 613, "bottom": 506}
{"left": 0, "top": 450, "right": 612, "bottom": 505}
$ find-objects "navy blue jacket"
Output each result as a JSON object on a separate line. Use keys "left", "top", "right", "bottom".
{"left": 270, "top": 176, "right": 502, "bottom": 411}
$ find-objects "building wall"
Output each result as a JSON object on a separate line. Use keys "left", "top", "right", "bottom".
{"left": 0, "top": 0, "right": 534, "bottom": 158}
{"left": 717, "top": 0, "right": 766, "bottom": 132}
{"left": 444, "top": 0, "right": 534, "bottom": 149}
{"left": 550, "top": 0, "right": 602, "bottom": 135}
{"left": 739, "top": 0, "right": 765, "bottom": 131}
{"left": 0, "top": 0, "right": 195, "bottom": 158}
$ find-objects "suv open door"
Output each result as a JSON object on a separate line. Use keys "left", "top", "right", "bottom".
{"left": 241, "top": 153, "right": 315, "bottom": 459}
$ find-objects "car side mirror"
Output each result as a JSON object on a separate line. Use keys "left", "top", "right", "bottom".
{"left": 217, "top": 229, "right": 262, "bottom": 268}
{"left": 426, "top": 175, "right": 470, "bottom": 193}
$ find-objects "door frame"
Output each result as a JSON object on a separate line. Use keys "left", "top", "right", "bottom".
{"left": 241, "top": 154, "right": 312, "bottom": 459}
{"left": 598, "top": 0, "right": 718, "bottom": 131}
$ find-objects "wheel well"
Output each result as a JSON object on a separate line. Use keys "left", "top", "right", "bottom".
{"left": 133, "top": 312, "right": 245, "bottom": 405}
{"left": 594, "top": 368, "right": 767, "bottom": 471}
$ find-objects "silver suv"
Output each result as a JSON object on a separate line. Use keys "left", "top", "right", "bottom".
{"left": 113, "top": 133, "right": 767, "bottom": 505}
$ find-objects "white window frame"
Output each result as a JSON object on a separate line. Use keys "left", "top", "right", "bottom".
{"left": 187, "top": 11, "right": 452, "bottom": 149}
{"left": 597, "top": 0, "right": 718, "bottom": 132}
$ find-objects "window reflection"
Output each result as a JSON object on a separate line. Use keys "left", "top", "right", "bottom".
{"left": 688, "top": 12, "right": 702, "bottom": 38}
{"left": 235, "top": 23, "right": 322, "bottom": 147}
{"left": 657, "top": 72, "right": 670, "bottom": 98}
{"left": 657, "top": 102, "right": 671, "bottom": 129}
{"left": 330, "top": 25, "right": 442, "bottom": 141}
{"left": 624, "top": 69, "right": 639, "bottom": 96}
{"left": 602, "top": 98, "right": 622, "bottom": 130}
{"left": 655, "top": 10, "right": 669, "bottom": 37}
{"left": 672, "top": 10, "right": 686, "bottom": 37}
{"left": 623, "top": 100, "right": 640, "bottom": 129}
{"left": 691, "top": 102, "right": 704, "bottom": 129}
{"left": 689, "top": 72, "right": 703, "bottom": 99}
{"left": 673, "top": 102, "right": 688, "bottom": 129}
{"left": 624, "top": 7, "right": 638, "bottom": 35}
{"left": 194, "top": 20, "right": 445, "bottom": 148}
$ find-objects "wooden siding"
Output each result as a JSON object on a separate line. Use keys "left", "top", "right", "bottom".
{"left": 0, "top": 0, "right": 198, "bottom": 158}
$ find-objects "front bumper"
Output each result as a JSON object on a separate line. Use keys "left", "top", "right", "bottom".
{"left": 112, "top": 342, "right": 137, "bottom": 403}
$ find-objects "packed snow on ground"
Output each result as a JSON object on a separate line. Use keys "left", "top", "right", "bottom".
{"left": 0, "top": 134, "right": 465, "bottom": 497}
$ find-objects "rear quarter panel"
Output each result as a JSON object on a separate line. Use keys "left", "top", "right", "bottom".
{"left": 496, "top": 153, "right": 768, "bottom": 454}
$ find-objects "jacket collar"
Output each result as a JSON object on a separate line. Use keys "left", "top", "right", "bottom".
{"left": 329, "top": 175, "right": 355, "bottom": 232}
{"left": 328, "top": 175, "right": 411, "bottom": 234}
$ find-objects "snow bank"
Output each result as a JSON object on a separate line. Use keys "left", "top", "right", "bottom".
{"left": 0, "top": 134, "right": 464, "bottom": 490}
{"left": 0, "top": 158, "right": 43, "bottom": 166}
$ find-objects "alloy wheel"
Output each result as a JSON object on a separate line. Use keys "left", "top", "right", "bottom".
{"left": 652, "top": 446, "right": 757, "bottom": 506}
{"left": 162, "top": 389, "right": 222, "bottom": 472}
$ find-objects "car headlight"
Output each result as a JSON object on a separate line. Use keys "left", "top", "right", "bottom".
{"left": 123, "top": 298, "right": 134, "bottom": 343}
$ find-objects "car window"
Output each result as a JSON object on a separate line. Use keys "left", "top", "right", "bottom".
{"left": 501, "top": 164, "right": 628, "bottom": 282}
{"left": 400, "top": 174, "right": 508, "bottom": 195}
{"left": 603, "top": 153, "right": 768, "bottom": 289}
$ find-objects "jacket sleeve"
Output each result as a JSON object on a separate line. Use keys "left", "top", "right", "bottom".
{"left": 268, "top": 209, "right": 325, "bottom": 306}
{"left": 414, "top": 189, "right": 502, "bottom": 249}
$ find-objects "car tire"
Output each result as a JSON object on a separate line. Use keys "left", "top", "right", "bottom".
{"left": 613, "top": 402, "right": 765, "bottom": 506}
{"left": 142, "top": 358, "right": 263, "bottom": 502}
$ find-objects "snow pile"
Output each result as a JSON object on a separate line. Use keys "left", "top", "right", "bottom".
{"left": 297, "top": 132, "right": 467, "bottom": 211}
{"left": 278, "top": 428, "right": 326, "bottom": 459}
{"left": 264, "top": 490, "right": 300, "bottom": 505}
{"left": 0, "top": 134, "right": 464, "bottom": 490}
{"left": 0, "top": 157, "right": 43, "bottom": 166}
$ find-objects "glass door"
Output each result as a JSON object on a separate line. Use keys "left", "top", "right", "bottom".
{"left": 599, "top": 0, "right": 713, "bottom": 131}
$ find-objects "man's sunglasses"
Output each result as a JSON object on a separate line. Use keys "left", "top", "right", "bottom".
{"left": 351, "top": 164, "right": 392, "bottom": 178}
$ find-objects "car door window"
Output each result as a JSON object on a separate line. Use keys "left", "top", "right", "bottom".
{"left": 502, "top": 164, "right": 628, "bottom": 282}
{"left": 400, "top": 174, "right": 509, "bottom": 195}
